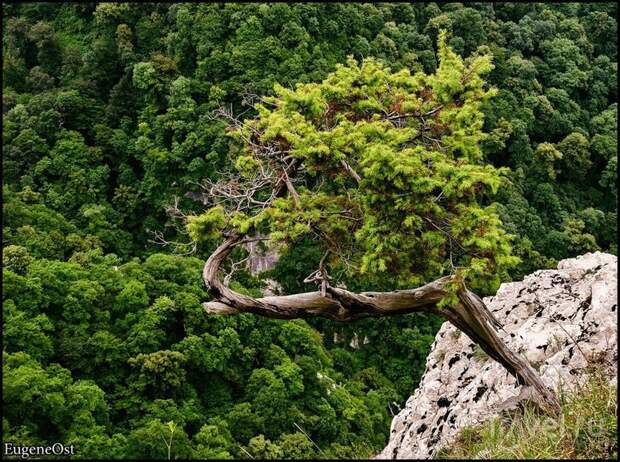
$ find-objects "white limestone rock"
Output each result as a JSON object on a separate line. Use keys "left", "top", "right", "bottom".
{"left": 378, "top": 252, "right": 617, "bottom": 459}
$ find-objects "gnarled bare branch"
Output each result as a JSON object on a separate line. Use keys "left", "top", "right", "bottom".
{"left": 201, "top": 234, "right": 560, "bottom": 414}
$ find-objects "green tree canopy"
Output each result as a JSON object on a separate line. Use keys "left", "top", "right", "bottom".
{"left": 197, "top": 33, "right": 559, "bottom": 414}
{"left": 190, "top": 32, "right": 518, "bottom": 294}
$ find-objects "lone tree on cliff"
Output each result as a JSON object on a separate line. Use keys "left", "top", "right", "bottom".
{"left": 190, "top": 33, "right": 560, "bottom": 413}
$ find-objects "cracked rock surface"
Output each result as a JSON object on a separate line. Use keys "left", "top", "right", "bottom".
{"left": 378, "top": 252, "right": 617, "bottom": 459}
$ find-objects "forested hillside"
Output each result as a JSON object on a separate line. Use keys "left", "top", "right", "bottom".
{"left": 2, "top": 3, "right": 617, "bottom": 459}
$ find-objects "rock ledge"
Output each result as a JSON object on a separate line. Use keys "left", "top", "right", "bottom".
{"left": 378, "top": 252, "right": 618, "bottom": 459}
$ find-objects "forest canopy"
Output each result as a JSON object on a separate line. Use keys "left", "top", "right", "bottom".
{"left": 2, "top": 2, "right": 617, "bottom": 459}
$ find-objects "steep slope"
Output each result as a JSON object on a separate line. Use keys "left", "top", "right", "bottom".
{"left": 379, "top": 252, "right": 617, "bottom": 459}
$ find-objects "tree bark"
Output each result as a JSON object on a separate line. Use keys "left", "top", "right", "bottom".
{"left": 203, "top": 235, "right": 561, "bottom": 414}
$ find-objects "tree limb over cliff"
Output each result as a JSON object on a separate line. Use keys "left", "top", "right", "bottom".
{"left": 202, "top": 234, "right": 560, "bottom": 414}
{"left": 196, "top": 35, "right": 561, "bottom": 414}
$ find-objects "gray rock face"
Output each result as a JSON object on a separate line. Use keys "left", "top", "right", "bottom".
{"left": 378, "top": 252, "right": 617, "bottom": 460}
{"left": 246, "top": 238, "right": 280, "bottom": 276}
{"left": 245, "top": 237, "right": 283, "bottom": 296}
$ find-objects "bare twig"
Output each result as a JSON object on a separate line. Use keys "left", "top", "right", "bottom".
{"left": 293, "top": 422, "right": 324, "bottom": 454}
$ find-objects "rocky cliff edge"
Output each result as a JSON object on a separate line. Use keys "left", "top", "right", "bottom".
{"left": 378, "top": 252, "right": 618, "bottom": 459}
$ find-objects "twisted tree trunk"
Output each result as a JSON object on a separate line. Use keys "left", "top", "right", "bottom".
{"left": 202, "top": 235, "right": 561, "bottom": 414}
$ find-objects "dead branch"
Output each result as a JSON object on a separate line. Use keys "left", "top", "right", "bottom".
{"left": 202, "top": 234, "right": 560, "bottom": 414}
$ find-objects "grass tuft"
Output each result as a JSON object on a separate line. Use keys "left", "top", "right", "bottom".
{"left": 472, "top": 344, "right": 489, "bottom": 362}
{"left": 437, "top": 368, "right": 617, "bottom": 459}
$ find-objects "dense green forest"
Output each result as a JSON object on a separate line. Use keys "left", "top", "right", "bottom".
{"left": 2, "top": 2, "right": 617, "bottom": 459}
